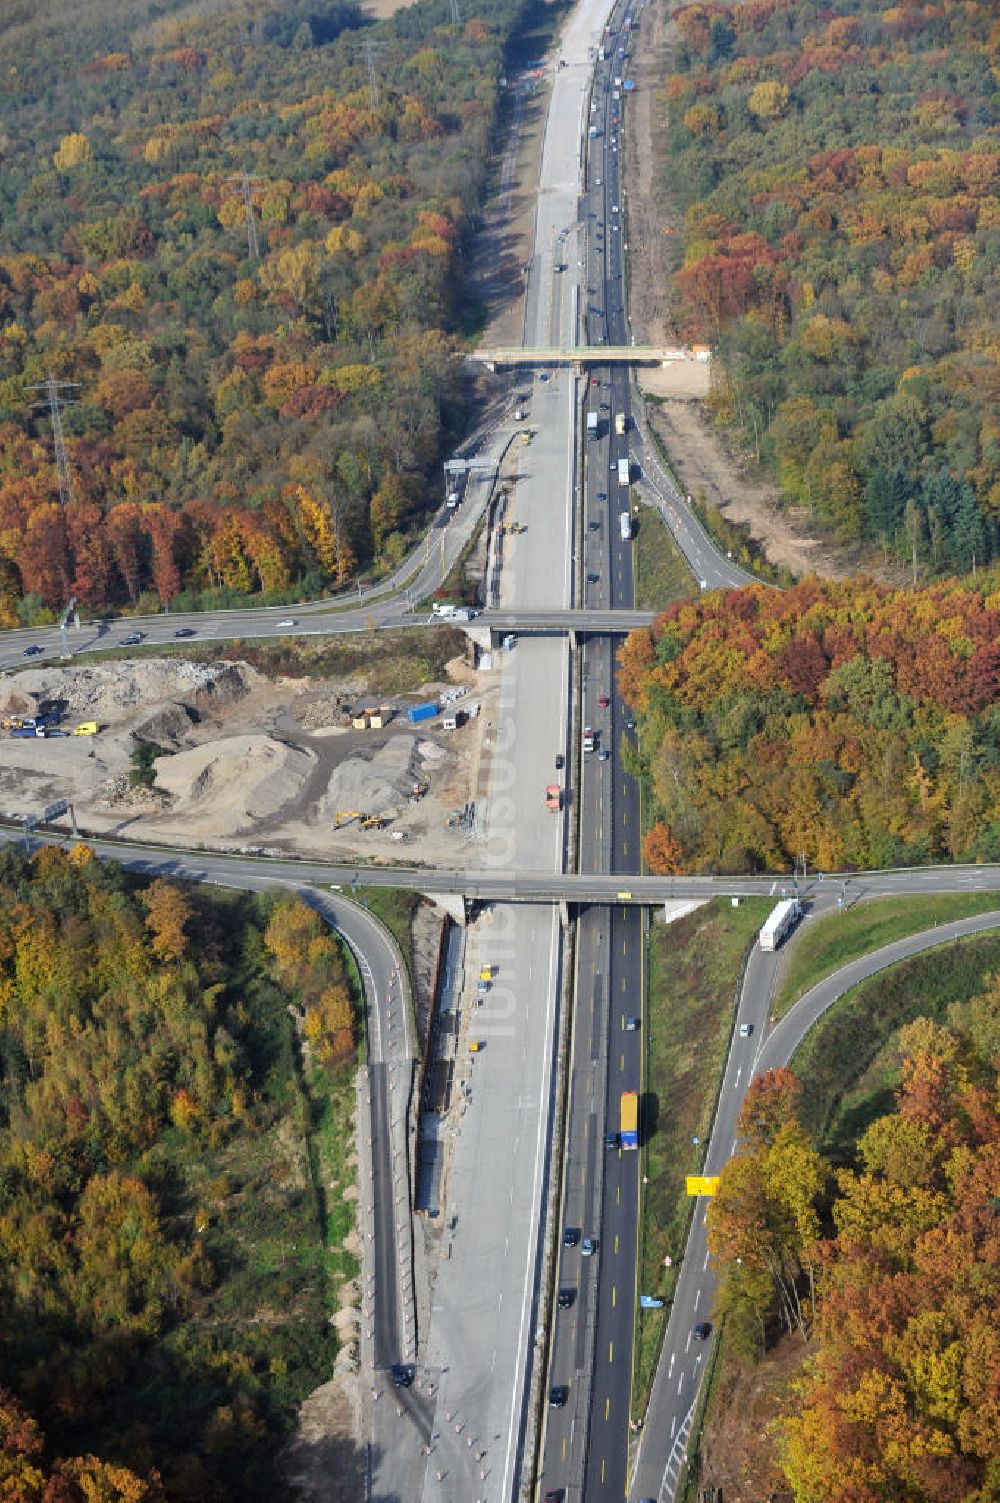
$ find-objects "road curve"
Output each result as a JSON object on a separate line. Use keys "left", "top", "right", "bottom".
{"left": 631, "top": 904, "right": 1000, "bottom": 1502}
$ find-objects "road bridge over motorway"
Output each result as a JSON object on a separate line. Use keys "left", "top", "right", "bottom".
{"left": 8, "top": 828, "right": 1000, "bottom": 909}
{"left": 473, "top": 345, "right": 705, "bottom": 368}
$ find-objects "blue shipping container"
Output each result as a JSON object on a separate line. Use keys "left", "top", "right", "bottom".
{"left": 407, "top": 702, "right": 439, "bottom": 725}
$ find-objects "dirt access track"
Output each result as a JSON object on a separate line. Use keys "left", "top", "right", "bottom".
{"left": 0, "top": 655, "right": 500, "bottom": 866}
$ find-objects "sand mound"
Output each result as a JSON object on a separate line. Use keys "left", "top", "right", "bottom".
{"left": 154, "top": 734, "right": 314, "bottom": 835}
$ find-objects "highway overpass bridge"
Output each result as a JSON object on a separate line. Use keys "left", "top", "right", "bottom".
{"left": 472, "top": 345, "right": 710, "bottom": 370}
{"left": 402, "top": 606, "right": 657, "bottom": 647}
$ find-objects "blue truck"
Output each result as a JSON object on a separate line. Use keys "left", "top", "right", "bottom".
{"left": 407, "top": 702, "right": 439, "bottom": 725}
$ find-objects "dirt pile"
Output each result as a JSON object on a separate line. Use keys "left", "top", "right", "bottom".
{"left": 320, "top": 732, "right": 438, "bottom": 820}
{"left": 154, "top": 735, "right": 315, "bottom": 836}
{"left": 0, "top": 660, "right": 260, "bottom": 725}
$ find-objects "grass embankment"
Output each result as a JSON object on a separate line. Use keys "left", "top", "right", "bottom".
{"left": 632, "top": 503, "right": 698, "bottom": 611}
{"left": 636, "top": 897, "right": 771, "bottom": 1408}
{"left": 773, "top": 893, "right": 1000, "bottom": 1020}
{"left": 792, "top": 929, "right": 1000, "bottom": 1158}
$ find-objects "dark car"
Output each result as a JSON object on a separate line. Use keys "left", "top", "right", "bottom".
{"left": 557, "top": 1288, "right": 575, "bottom": 1309}
{"left": 173, "top": 626, "right": 196, "bottom": 638}
{"left": 391, "top": 1363, "right": 414, "bottom": 1388}
{"left": 588, "top": 520, "right": 599, "bottom": 531}
{"left": 563, "top": 1227, "right": 579, "bottom": 1248}
{"left": 22, "top": 644, "right": 43, "bottom": 657}
{"left": 604, "top": 1130, "right": 619, "bottom": 1150}
{"left": 596, "top": 491, "right": 607, "bottom": 501}
{"left": 587, "top": 572, "right": 600, "bottom": 584}
{"left": 555, "top": 753, "right": 565, "bottom": 770}
{"left": 544, "top": 1491, "right": 564, "bottom": 1503}
{"left": 549, "top": 1385, "right": 568, "bottom": 1408}
{"left": 693, "top": 1322, "right": 712, "bottom": 1341}
{"left": 122, "top": 632, "right": 145, "bottom": 646}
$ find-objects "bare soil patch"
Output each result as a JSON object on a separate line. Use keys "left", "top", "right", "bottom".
{"left": 697, "top": 1335, "right": 802, "bottom": 1503}
{"left": 358, "top": 0, "right": 415, "bottom": 16}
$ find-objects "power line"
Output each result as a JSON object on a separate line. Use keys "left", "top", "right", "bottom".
{"left": 227, "top": 169, "right": 262, "bottom": 260}
{"left": 29, "top": 375, "right": 80, "bottom": 507}
{"left": 350, "top": 38, "right": 387, "bottom": 112}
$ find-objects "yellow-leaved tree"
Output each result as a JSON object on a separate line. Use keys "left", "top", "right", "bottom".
{"left": 53, "top": 133, "right": 93, "bottom": 170}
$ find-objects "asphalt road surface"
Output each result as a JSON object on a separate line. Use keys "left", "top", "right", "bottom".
{"left": 629, "top": 905, "right": 1000, "bottom": 1502}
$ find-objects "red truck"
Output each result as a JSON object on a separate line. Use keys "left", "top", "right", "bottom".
{"left": 545, "top": 785, "right": 562, "bottom": 812}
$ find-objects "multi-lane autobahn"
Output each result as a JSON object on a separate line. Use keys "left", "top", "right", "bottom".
{"left": 5, "top": 3, "right": 995, "bottom": 1502}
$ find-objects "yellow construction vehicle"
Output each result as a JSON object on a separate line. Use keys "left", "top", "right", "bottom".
{"left": 335, "top": 810, "right": 364, "bottom": 828}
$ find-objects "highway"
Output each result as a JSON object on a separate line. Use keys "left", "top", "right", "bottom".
{"left": 630, "top": 903, "right": 1000, "bottom": 1502}
{"left": 3, "top": 2, "right": 994, "bottom": 1501}
{"left": 538, "top": 7, "right": 648, "bottom": 1500}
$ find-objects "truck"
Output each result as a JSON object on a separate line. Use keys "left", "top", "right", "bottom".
{"left": 759, "top": 898, "right": 802, "bottom": 952}
{"left": 545, "top": 784, "right": 562, "bottom": 812}
{"left": 432, "top": 602, "right": 457, "bottom": 618}
{"left": 617, "top": 457, "right": 630, "bottom": 487}
{"left": 587, "top": 411, "right": 599, "bottom": 440}
{"left": 620, "top": 1090, "right": 639, "bottom": 1150}
{"left": 11, "top": 724, "right": 45, "bottom": 738}
{"left": 619, "top": 511, "right": 632, "bottom": 542}
{"left": 588, "top": 124, "right": 598, "bottom": 139}
{"left": 407, "top": 702, "right": 439, "bottom": 726}
{"left": 614, "top": 412, "right": 626, "bottom": 436}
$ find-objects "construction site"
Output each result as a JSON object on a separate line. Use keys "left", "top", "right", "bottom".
{"left": 0, "top": 653, "right": 501, "bottom": 865}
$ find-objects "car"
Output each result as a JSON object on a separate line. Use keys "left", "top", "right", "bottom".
{"left": 597, "top": 748, "right": 610, "bottom": 761}
{"left": 588, "top": 520, "right": 599, "bottom": 531}
{"left": 391, "top": 1363, "right": 414, "bottom": 1387}
{"left": 22, "top": 644, "right": 43, "bottom": 657}
{"left": 549, "top": 1385, "right": 568, "bottom": 1408}
{"left": 739, "top": 1022, "right": 753, "bottom": 1037}
{"left": 595, "top": 177, "right": 602, "bottom": 186}
{"left": 599, "top": 401, "right": 610, "bottom": 411}
{"left": 555, "top": 753, "right": 565, "bottom": 770}
{"left": 625, "top": 1016, "right": 640, "bottom": 1032}
{"left": 276, "top": 618, "right": 297, "bottom": 628}
{"left": 563, "top": 1227, "right": 579, "bottom": 1248}
{"left": 557, "top": 1289, "right": 575, "bottom": 1309}
{"left": 693, "top": 1322, "right": 713, "bottom": 1340}
{"left": 625, "top": 717, "right": 635, "bottom": 730}
{"left": 122, "top": 632, "right": 144, "bottom": 646}
{"left": 598, "top": 694, "right": 610, "bottom": 708}
{"left": 587, "top": 572, "right": 600, "bottom": 584}
{"left": 540, "top": 372, "right": 550, "bottom": 383}
{"left": 596, "top": 491, "right": 607, "bottom": 501}
{"left": 612, "top": 203, "right": 620, "bottom": 212}
{"left": 581, "top": 1237, "right": 596, "bottom": 1256}
{"left": 604, "top": 1130, "right": 619, "bottom": 1150}
{"left": 544, "top": 1491, "right": 564, "bottom": 1503}
{"left": 591, "top": 376, "right": 600, "bottom": 386}
{"left": 173, "top": 627, "right": 196, "bottom": 638}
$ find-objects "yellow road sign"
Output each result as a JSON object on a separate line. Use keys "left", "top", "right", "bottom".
{"left": 685, "top": 1175, "right": 720, "bottom": 1197}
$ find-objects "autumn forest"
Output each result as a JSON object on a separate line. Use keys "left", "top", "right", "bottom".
{"left": 0, "top": 0, "right": 531, "bottom": 622}
{"left": 665, "top": 0, "right": 1000, "bottom": 565}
